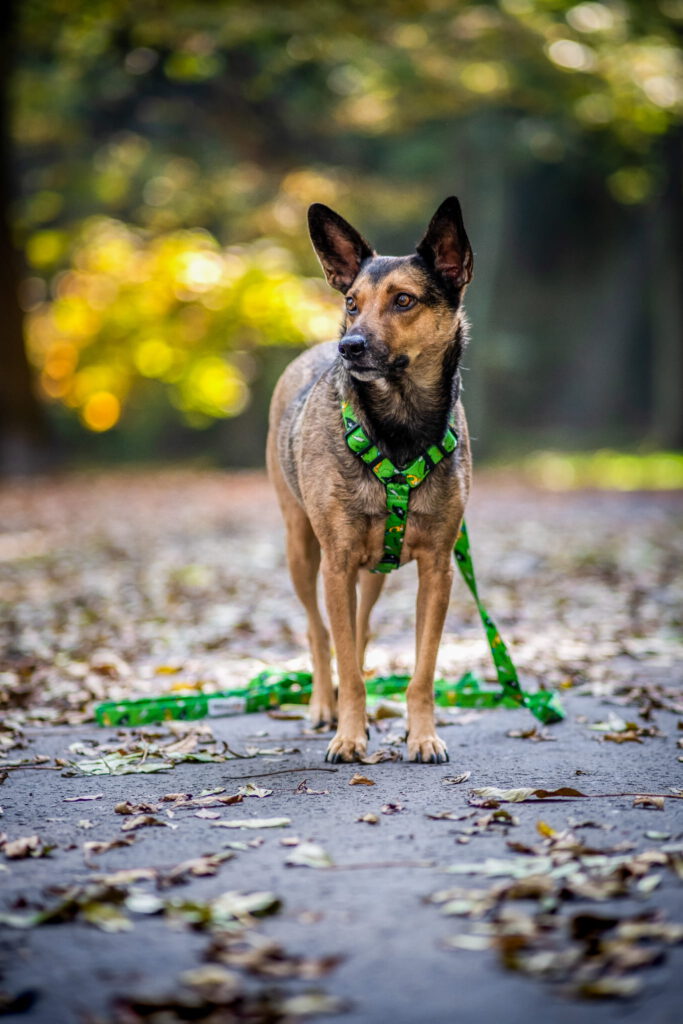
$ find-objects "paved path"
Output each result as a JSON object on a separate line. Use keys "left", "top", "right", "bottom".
{"left": 0, "top": 473, "right": 681, "bottom": 1022}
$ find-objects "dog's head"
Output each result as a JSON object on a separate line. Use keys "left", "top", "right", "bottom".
{"left": 308, "top": 198, "right": 473, "bottom": 382}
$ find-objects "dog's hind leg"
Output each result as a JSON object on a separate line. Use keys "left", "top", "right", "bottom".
{"left": 356, "top": 570, "right": 385, "bottom": 672}
{"left": 406, "top": 553, "right": 453, "bottom": 764}
{"left": 284, "top": 506, "right": 336, "bottom": 729}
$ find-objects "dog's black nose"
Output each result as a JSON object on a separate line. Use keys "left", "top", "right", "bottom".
{"left": 338, "top": 335, "right": 367, "bottom": 360}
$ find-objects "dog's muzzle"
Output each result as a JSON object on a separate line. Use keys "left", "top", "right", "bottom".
{"left": 338, "top": 335, "right": 367, "bottom": 361}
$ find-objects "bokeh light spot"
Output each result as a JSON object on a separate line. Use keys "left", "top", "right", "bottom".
{"left": 82, "top": 391, "right": 121, "bottom": 432}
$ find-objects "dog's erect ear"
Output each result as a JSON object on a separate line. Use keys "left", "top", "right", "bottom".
{"left": 416, "top": 196, "right": 473, "bottom": 290}
{"left": 308, "top": 203, "right": 374, "bottom": 293}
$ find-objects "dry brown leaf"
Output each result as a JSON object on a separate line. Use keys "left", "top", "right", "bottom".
{"left": 359, "top": 749, "right": 402, "bottom": 764}
{"left": 603, "top": 731, "right": 644, "bottom": 744}
{"left": 3, "top": 835, "right": 52, "bottom": 859}
{"left": 120, "top": 814, "right": 171, "bottom": 832}
{"left": 83, "top": 836, "right": 136, "bottom": 863}
{"left": 357, "top": 813, "right": 379, "bottom": 825}
{"left": 349, "top": 773, "right": 375, "bottom": 786}
{"left": 115, "top": 801, "right": 159, "bottom": 815}
{"left": 159, "top": 850, "right": 234, "bottom": 886}
{"left": 633, "top": 795, "right": 665, "bottom": 810}
{"left": 442, "top": 772, "right": 471, "bottom": 786}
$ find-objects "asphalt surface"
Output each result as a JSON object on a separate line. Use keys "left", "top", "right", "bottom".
{"left": 1, "top": 692, "right": 682, "bottom": 1024}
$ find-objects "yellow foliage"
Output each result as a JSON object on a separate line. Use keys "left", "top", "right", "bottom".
{"left": 26, "top": 218, "right": 338, "bottom": 432}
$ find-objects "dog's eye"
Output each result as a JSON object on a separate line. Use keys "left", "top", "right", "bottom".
{"left": 345, "top": 296, "right": 358, "bottom": 313}
{"left": 395, "top": 293, "right": 416, "bottom": 310}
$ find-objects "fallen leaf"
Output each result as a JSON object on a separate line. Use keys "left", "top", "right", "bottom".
{"left": 194, "top": 808, "right": 221, "bottom": 819}
{"left": 603, "top": 731, "right": 643, "bottom": 744}
{"left": 211, "top": 817, "right": 291, "bottom": 830}
{"left": 3, "top": 835, "right": 54, "bottom": 860}
{"left": 633, "top": 795, "right": 665, "bottom": 810}
{"left": 349, "top": 773, "right": 375, "bottom": 786}
{"left": 576, "top": 977, "right": 641, "bottom": 999}
{"left": 95, "top": 868, "right": 156, "bottom": 885}
{"left": 115, "top": 800, "right": 159, "bottom": 815}
{"left": 357, "top": 813, "right": 379, "bottom": 824}
{"left": 359, "top": 749, "right": 402, "bottom": 764}
{"left": 206, "top": 932, "right": 341, "bottom": 979}
{"left": 238, "top": 783, "right": 272, "bottom": 799}
{"left": 381, "top": 802, "right": 404, "bottom": 815}
{"left": 83, "top": 836, "right": 136, "bottom": 863}
{"left": 63, "top": 794, "right": 104, "bottom": 802}
{"left": 179, "top": 964, "right": 241, "bottom": 1001}
{"left": 284, "top": 843, "right": 334, "bottom": 868}
{"left": 279, "top": 993, "right": 345, "bottom": 1016}
{"left": 468, "top": 786, "right": 588, "bottom": 805}
{"left": 442, "top": 772, "right": 471, "bottom": 785}
{"left": 506, "top": 727, "right": 556, "bottom": 742}
{"left": 80, "top": 901, "right": 132, "bottom": 933}
{"left": 589, "top": 714, "right": 630, "bottom": 733}
{"left": 120, "top": 814, "right": 171, "bottom": 832}
{"left": 158, "top": 850, "right": 235, "bottom": 887}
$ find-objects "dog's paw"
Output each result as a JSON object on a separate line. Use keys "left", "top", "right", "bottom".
{"left": 324, "top": 731, "right": 368, "bottom": 763}
{"left": 308, "top": 698, "right": 337, "bottom": 731}
{"left": 407, "top": 732, "right": 449, "bottom": 764}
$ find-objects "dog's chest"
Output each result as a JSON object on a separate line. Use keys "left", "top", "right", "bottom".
{"left": 345, "top": 461, "right": 454, "bottom": 567}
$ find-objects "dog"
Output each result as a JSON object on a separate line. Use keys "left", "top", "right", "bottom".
{"left": 266, "top": 197, "right": 473, "bottom": 763}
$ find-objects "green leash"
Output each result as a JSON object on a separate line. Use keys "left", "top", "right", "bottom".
{"left": 93, "top": 403, "right": 564, "bottom": 729}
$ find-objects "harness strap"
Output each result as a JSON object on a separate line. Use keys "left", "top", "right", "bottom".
{"left": 341, "top": 399, "right": 565, "bottom": 725}
{"left": 341, "top": 399, "right": 457, "bottom": 573}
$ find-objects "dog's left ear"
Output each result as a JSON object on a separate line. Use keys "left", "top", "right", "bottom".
{"left": 416, "top": 197, "right": 473, "bottom": 289}
{"left": 308, "top": 203, "right": 375, "bottom": 293}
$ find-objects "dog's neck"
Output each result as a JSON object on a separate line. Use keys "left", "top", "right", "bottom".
{"left": 338, "top": 327, "right": 465, "bottom": 467}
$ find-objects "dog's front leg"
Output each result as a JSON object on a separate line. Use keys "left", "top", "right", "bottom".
{"left": 321, "top": 551, "right": 368, "bottom": 763}
{"left": 406, "top": 553, "right": 453, "bottom": 763}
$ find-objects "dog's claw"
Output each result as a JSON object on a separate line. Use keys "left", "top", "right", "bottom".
{"left": 325, "top": 730, "right": 367, "bottom": 763}
{"left": 407, "top": 733, "right": 449, "bottom": 764}
{"left": 313, "top": 718, "right": 337, "bottom": 731}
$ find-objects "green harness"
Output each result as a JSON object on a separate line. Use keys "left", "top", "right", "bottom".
{"left": 341, "top": 399, "right": 564, "bottom": 725}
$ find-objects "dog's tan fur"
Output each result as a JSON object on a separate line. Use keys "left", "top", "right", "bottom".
{"left": 266, "top": 198, "right": 473, "bottom": 763}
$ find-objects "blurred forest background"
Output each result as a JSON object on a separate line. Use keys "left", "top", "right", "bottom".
{"left": 1, "top": 0, "right": 682, "bottom": 479}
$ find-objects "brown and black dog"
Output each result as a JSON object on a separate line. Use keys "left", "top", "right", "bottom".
{"left": 266, "top": 198, "right": 473, "bottom": 763}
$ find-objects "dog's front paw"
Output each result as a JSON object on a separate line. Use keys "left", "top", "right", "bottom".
{"left": 407, "top": 732, "right": 449, "bottom": 764}
{"left": 324, "top": 730, "right": 368, "bottom": 763}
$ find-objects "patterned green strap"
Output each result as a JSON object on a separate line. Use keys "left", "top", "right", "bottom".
{"left": 453, "top": 523, "right": 564, "bottom": 724}
{"left": 341, "top": 399, "right": 457, "bottom": 573}
{"left": 341, "top": 399, "right": 565, "bottom": 725}
{"left": 94, "top": 669, "right": 563, "bottom": 727}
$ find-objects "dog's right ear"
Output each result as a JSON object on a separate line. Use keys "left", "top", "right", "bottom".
{"left": 308, "top": 204, "right": 374, "bottom": 293}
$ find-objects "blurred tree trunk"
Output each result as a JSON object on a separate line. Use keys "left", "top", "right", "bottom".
{"left": 0, "top": 0, "right": 50, "bottom": 475}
